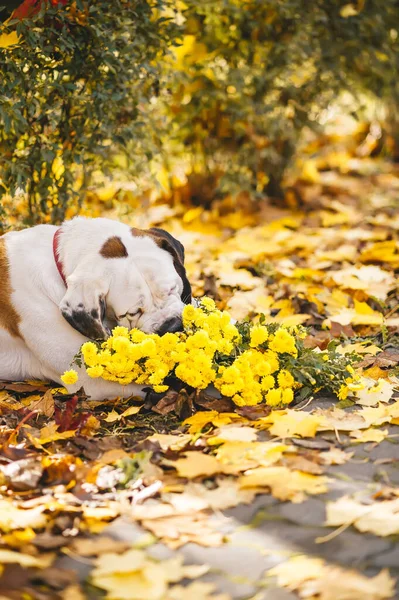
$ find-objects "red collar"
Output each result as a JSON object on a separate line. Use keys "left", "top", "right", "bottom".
{"left": 53, "top": 228, "right": 67, "bottom": 287}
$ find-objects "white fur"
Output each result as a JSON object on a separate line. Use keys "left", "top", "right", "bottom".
{"left": 0, "top": 217, "right": 185, "bottom": 400}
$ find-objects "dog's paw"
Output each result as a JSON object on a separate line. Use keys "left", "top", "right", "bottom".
{"left": 60, "top": 292, "right": 109, "bottom": 340}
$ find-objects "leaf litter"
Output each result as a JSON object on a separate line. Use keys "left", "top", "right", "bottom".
{"left": 1, "top": 156, "right": 399, "bottom": 598}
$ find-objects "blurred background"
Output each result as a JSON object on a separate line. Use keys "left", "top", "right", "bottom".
{"left": 1, "top": 0, "right": 399, "bottom": 226}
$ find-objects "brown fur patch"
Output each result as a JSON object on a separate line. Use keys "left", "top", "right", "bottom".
{"left": 100, "top": 236, "right": 128, "bottom": 259}
{"left": 131, "top": 227, "right": 147, "bottom": 238}
{"left": 0, "top": 237, "right": 21, "bottom": 338}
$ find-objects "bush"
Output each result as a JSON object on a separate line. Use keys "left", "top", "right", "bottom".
{"left": 1, "top": 1, "right": 398, "bottom": 224}
{"left": 0, "top": 0, "right": 176, "bottom": 226}
{"left": 157, "top": 0, "right": 399, "bottom": 202}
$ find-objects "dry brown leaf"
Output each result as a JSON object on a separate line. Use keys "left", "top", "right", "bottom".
{"left": 141, "top": 513, "right": 224, "bottom": 548}
{"left": 71, "top": 536, "right": 131, "bottom": 556}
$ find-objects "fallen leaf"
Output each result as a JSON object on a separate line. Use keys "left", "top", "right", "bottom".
{"left": 32, "top": 390, "right": 55, "bottom": 417}
{"left": 354, "top": 378, "right": 395, "bottom": 406}
{"left": 260, "top": 410, "right": 324, "bottom": 438}
{"left": 141, "top": 513, "right": 223, "bottom": 548}
{"left": 239, "top": 466, "right": 328, "bottom": 502}
{"left": 27, "top": 422, "right": 76, "bottom": 447}
{"left": 268, "top": 555, "right": 395, "bottom": 599}
{"left": 147, "top": 434, "right": 191, "bottom": 451}
{"left": 103, "top": 405, "right": 142, "bottom": 423}
{"left": 326, "top": 495, "right": 399, "bottom": 537}
{"left": 208, "top": 425, "right": 258, "bottom": 444}
{"left": 92, "top": 548, "right": 210, "bottom": 599}
{"left": 172, "top": 452, "right": 222, "bottom": 479}
{"left": 167, "top": 582, "right": 231, "bottom": 600}
{"left": 0, "top": 548, "right": 54, "bottom": 569}
{"left": 215, "top": 441, "right": 289, "bottom": 472}
{"left": 0, "top": 500, "right": 47, "bottom": 531}
{"left": 350, "top": 428, "right": 388, "bottom": 444}
{"left": 71, "top": 537, "right": 131, "bottom": 557}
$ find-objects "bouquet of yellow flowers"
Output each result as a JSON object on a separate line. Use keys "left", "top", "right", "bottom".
{"left": 62, "top": 298, "right": 359, "bottom": 408}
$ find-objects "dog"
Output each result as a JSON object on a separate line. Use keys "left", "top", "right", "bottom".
{"left": 0, "top": 217, "right": 191, "bottom": 400}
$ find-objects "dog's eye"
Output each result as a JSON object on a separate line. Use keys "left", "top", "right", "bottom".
{"left": 118, "top": 309, "right": 143, "bottom": 320}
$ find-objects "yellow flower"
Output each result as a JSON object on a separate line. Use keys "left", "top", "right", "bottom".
{"left": 130, "top": 330, "right": 147, "bottom": 343}
{"left": 61, "top": 370, "right": 79, "bottom": 385}
{"left": 223, "top": 323, "right": 240, "bottom": 342}
{"left": 262, "top": 350, "right": 280, "bottom": 373}
{"left": 182, "top": 304, "right": 197, "bottom": 326}
{"left": 153, "top": 384, "right": 169, "bottom": 393}
{"left": 87, "top": 365, "right": 104, "bottom": 378}
{"left": 112, "top": 336, "right": 131, "bottom": 354}
{"left": 337, "top": 385, "right": 349, "bottom": 400}
{"left": 260, "top": 375, "right": 275, "bottom": 391}
{"left": 82, "top": 341, "right": 99, "bottom": 366}
{"left": 282, "top": 388, "right": 294, "bottom": 404}
{"left": 266, "top": 388, "right": 283, "bottom": 407}
{"left": 250, "top": 325, "right": 269, "bottom": 347}
{"left": 277, "top": 370, "right": 295, "bottom": 388}
{"left": 200, "top": 297, "right": 216, "bottom": 311}
{"left": 346, "top": 365, "right": 355, "bottom": 374}
{"left": 269, "top": 329, "right": 297, "bottom": 357}
{"left": 81, "top": 341, "right": 97, "bottom": 356}
{"left": 111, "top": 326, "right": 130, "bottom": 338}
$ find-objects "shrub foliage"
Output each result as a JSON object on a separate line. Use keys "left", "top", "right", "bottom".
{"left": 0, "top": 0, "right": 398, "bottom": 223}
{"left": 0, "top": 0, "right": 175, "bottom": 226}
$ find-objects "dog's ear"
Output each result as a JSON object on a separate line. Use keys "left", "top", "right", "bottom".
{"left": 148, "top": 228, "right": 192, "bottom": 304}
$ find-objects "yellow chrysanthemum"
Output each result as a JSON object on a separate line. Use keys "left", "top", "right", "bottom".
{"left": 87, "top": 365, "right": 104, "bottom": 378}
{"left": 269, "top": 329, "right": 297, "bottom": 357}
{"left": 61, "top": 370, "right": 79, "bottom": 385}
{"left": 112, "top": 326, "right": 130, "bottom": 338}
{"left": 282, "top": 388, "right": 294, "bottom": 404}
{"left": 182, "top": 304, "right": 197, "bottom": 326}
{"left": 201, "top": 297, "right": 216, "bottom": 311}
{"left": 277, "top": 370, "right": 295, "bottom": 389}
{"left": 250, "top": 325, "right": 269, "bottom": 347}
{"left": 266, "top": 388, "right": 283, "bottom": 407}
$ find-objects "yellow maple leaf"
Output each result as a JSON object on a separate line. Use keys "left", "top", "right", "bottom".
{"left": 354, "top": 378, "right": 394, "bottom": 406}
{"left": 350, "top": 427, "right": 388, "bottom": 444}
{"left": 183, "top": 410, "right": 219, "bottom": 434}
{"left": 261, "top": 409, "right": 323, "bottom": 438}
{"left": 93, "top": 548, "right": 209, "bottom": 600}
{"left": 147, "top": 433, "right": 192, "bottom": 451}
{"left": 103, "top": 405, "right": 142, "bottom": 423}
{"left": 0, "top": 30, "right": 20, "bottom": 49}
{"left": 239, "top": 466, "right": 328, "bottom": 502}
{"left": 268, "top": 555, "right": 395, "bottom": 599}
{"left": 28, "top": 422, "right": 76, "bottom": 446}
{"left": 172, "top": 452, "right": 221, "bottom": 479}
{"left": 0, "top": 548, "right": 53, "bottom": 569}
{"left": 326, "top": 495, "right": 399, "bottom": 537}
{"left": 215, "top": 441, "right": 289, "bottom": 472}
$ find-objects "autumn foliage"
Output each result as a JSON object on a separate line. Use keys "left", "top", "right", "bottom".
{"left": 1, "top": 1, "right": 399, "bottom": 225}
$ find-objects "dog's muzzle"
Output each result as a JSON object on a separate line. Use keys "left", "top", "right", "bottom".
{"left": 156, "top": 316, "right": 184, "bottom": 336}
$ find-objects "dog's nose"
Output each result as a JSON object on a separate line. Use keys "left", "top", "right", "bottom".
{"left": 157, "top": 316, "right": 184, "bottom": 336}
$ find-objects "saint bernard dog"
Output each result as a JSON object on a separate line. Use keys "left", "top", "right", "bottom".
{"left": 0, "top": 217, "right": 192, "bottom": 400}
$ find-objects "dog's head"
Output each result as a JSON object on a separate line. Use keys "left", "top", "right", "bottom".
{"left": 60, "top": 224, "right": 192, "bottom": 339}
{"left": 105, "top": 227, "right": 191, "bottom": 335}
